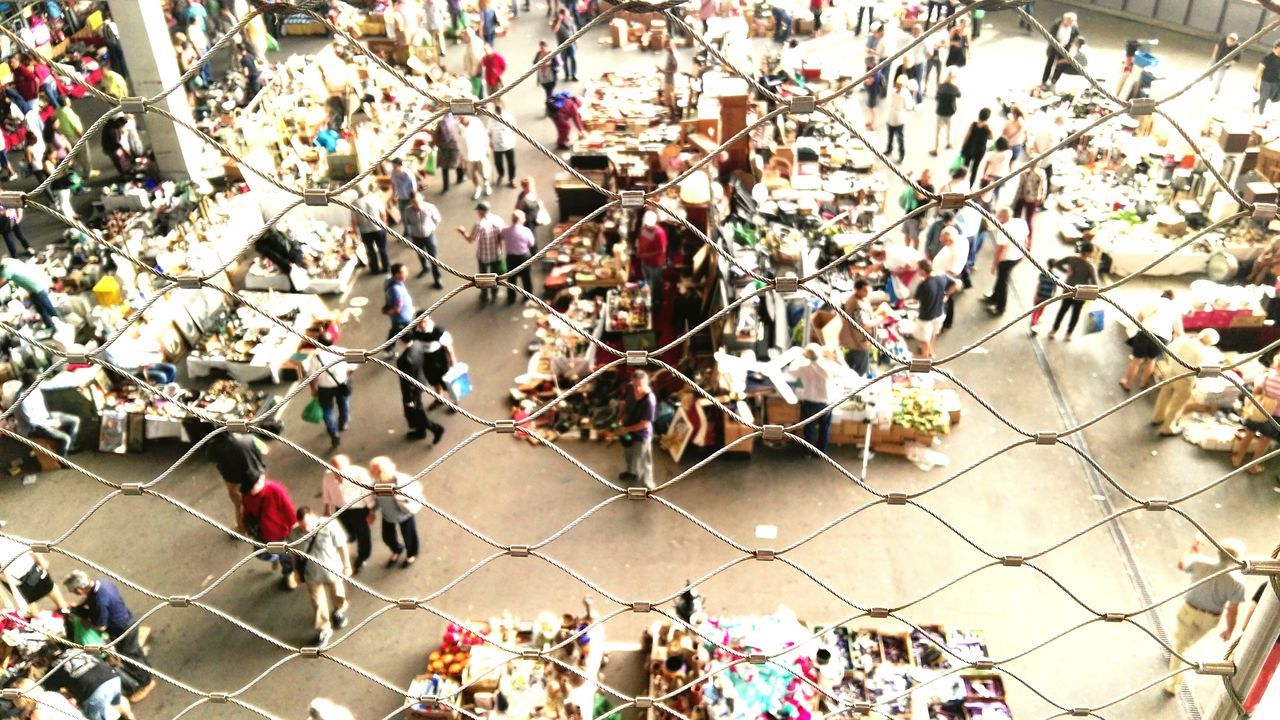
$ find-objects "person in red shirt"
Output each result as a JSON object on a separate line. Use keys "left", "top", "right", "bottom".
{"left": 240, "top": 477, "right": 300, "bottom": 590}
{"left": 636, "top": 211, "right": 668, "bottom": 309}
{"left": 481, "top": 45, "right": 506, "bottom": 96}
{"left": 10, "top": 56, "right": 38, "bottom": 103}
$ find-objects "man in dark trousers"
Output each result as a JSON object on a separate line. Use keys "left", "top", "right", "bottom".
{"left": 63, "top": 571, "right": 155, "bottom": 703}
{"left": 1041, "top": 12, "right": 1079, "bottom": 86}
{"left": 396, "top": 338, "right": 446, "bottom": 443}
{"left": 207, "top": 432, "right": 266, "bottom": 534}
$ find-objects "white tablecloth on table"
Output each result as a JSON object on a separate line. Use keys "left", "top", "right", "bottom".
{"left": 1099, "top": 243, "right": 1261, "bottom": 277}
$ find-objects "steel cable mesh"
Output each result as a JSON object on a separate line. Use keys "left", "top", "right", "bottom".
{"left": 0, "top": 1, "right": 1276, "bottom": 718}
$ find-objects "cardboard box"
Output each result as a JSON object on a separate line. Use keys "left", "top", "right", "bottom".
{"left": 1220, "top": 126, "right": 1253, "bottom": 154}
{"left": 723, "top": 419, "right": 755, "bottom": 453}
{"left": 766, "top": 396, "right": 801, "bottom": 426}
{"left": 1245, "top": 181, "right": 1278, "bottom": 205}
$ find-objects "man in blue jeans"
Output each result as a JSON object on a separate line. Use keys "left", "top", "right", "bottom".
{"left": 0, "top": 256, "right": 59, "bottom": 328}
{"left": 306, "top": 341, "right": 351, "bottom": 448}
{"left": 38, "top": 646, "right": 136, "bottom": 719}
{"left": 383, "top": 264, "right": 416, "bottom": 346}
{"left": 788, "top": 345, "right": 842, "bottom": 454}
{"left": 458, "top": 201, "right": 506, "bottom": 304}
{"left": 16, "top": 372, "right": 78, "bottom": 456}
{"left": 771, "top": 0, "right": 792, "bottom": 43}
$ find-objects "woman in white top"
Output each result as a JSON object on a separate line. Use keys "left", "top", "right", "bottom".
{"left": 321, "top": 455, "right": 376, "bottom": 574}
{"left": 486, "top": 102, "right": 519, "bottom": 188}
{"left": 883, "top": 76, "right": 914, "bottom": 164}
{"left": 1120, "top": 289, "right": 1183, "bottom": 392}
{"left": 977, "top": 136, "right": 1013, "bottom": 204}
{"left": 457, "top": 115, "right": 492, "bottom": 200}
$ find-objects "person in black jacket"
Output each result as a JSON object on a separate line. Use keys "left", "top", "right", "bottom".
{"left": 396, "top": 339, "right": 445, "bottom": 443}
{"left": 958, "top": 107, "right": 992, "bottom": 187}
{"left": 1041, "top": 12, "right": 1079, "bottom": 86}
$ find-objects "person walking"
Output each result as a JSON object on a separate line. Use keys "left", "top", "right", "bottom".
{"left": 660, "top": 39, "right": 679, "bottom": 112}
{"left": 35, "top": 647, "right": 133, "bottom": 720}
{"left": 1002, "top": 106, "right": 1028, "bottom": 161}
{"left": 63, "top": 572, "right": 156, "bottom": 703}
{"left": 852, "top": 0, "right": 875, "bottom": 35}
{"left": 369, "top": 456, "right": 424, "bottom": 568}
{"left": 1120, "top": 288, "right": 1182, "bottom": 390}
{"left": 383, "top": 264, "right": 416, "bottom": 343}
{"left": 931, "top": 226, "right": 970, "bottom": 330}
{"left": 397, "top": 337, "right": 447, "bottom": 443}
{"left": 350, "top": 182, "right": 390, "bottom": 275}
{"left": 404, "top": 194, "right": 444, "bottom": 287}
{"left": 945, "top": 19, "right": 969, "bottom": 70}
{"left": 458, "top": 201, "right": 506, "bottom": 304}
{"left": 458, "top": 116, "right": 492, "bottom": 200}
{"left": 434, "top": 113, "right": 465, "bottom": 193}
{"left": 486, "top": 102, "right": 518, "bottom": 188}
{"left": 480, "top": 44, "right": 506, "bottom": 95}
{"left": 900, "top": 169, "right": 933, "bottom": 249}
{"left": 552, "top": 9, "right": 579, "bottom": 81}
{"left": 912, "top": 259, "right": 958, "bottom": 359}
{"left": 982, "top": 207, "right": 1029, "bottom": 316}
{"left": 479, "top": 0, "right": 500, "bottom": 47}
{"left": 501, "top": 210, "right": 536, "bottom": 305}
{"left": 1044, "top": 242, "right": 1097, "bottom": 340}
{"left": 977, "top": 136, "right": 1012, "bottom": 202}
{"left": 959, "top": 107, "right": 993, "bottom": 188}
{"left": 1151, "top": 330, "right": 1221, "bottom": 436}
{"left": 534, "top": 40, "right": 561, "bottom": 101}
{"left": 883, "top": 76, "right": 913, "bottom": 164}
{"left": 289, "top": 507, "right": 351, "bottom": 645}
{"left": 389, "top": 159, "right": 418, "bottom": 239}
{"left": 321, "top": 455, "right": 374, "bottom": 575}
{"left": 1012, "top": 160, "right": 1047, "bottom": 243}
{"left": 838, "top": 280, "right": 879, "bottom": 376}
{"left": 406, "top": 317, "right": 461, "bottom": 412}
{"left": 551, "top": 91, "right": 584, "bottom": 149}
{"left": 305, "top": 340, "right": 351, "bottom": 448}
{"left": 0, "top": 533, "right": 70, "bottom": 616}
{"left": 1209, "top": 33, "right": 1239, "bottom": 97}
{"left": 618, "top": 370, "right": 657, "bottom": 489}
{"left": 240, "top": 476, "right": 299, "bottom": 590}
{"left": 636, "top": 211, "right": 668, "bottom": 311}
{"left": 462, "top": 27, "right": 486, "bottom": 97}
{"left": 1041, "top": 12, "right": 1079, "bottom": 86}
{"left": 515, "top": 177, "right": 548, "bottom": 239}
{"left": 206, "top": 432, "right": 268, "bottom": 534}
{"left": 930, "top": 70, "right": 961, "bottom": 157}
{"left": 862, "top": 55, "right": 887, "bottom": 130}
{"left": 1164, "top": 537, "right": 1246, "bottom": 695}
{"left": 789, "top": 344, "right": 843, "bottom": 453}
{"left": 1256, "top": 42, "right": 1280, "bottom": 114}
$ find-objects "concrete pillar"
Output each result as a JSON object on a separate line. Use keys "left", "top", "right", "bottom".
{"left": 105, "top": 0, "right": 206, "bottom": 180}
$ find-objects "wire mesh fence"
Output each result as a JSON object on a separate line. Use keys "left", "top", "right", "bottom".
{"left": 0, "top": 0, "right": 1277, "bottom": 718}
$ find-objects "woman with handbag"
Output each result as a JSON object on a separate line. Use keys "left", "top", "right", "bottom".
{"left": 369, "top": 457, "right": 423, "bottom": 568}
{"left": 306, "top": 338, "right": 352, "bottom": 448}
{"left": 1, "top": 532, "right": 70, "bottom": 615}
{"left": 1233, "top": 357, "right": 1280, "bottom": 473}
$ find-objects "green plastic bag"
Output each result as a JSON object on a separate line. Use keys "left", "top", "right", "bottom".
{"left": 266, "top": 34, "right": 280, "bottom": 53}
{"left": 949, "top": 153, "right": 965, "bottom": 174}
{"left": 302, "top": 398, "right": 324, "bottom": 424}
{"left": 68, "top": 616, "right": 108, "bottom": 649}
{"left": 898, "top": 186, "right": 919, "bottom": 211}
{"left": 423, "top": 149, "right": 438, "bottom": 176}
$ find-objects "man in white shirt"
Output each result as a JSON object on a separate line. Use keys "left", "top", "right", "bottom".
{"left": 458, "top": 116, "right": 492, "bottom": 200}
{"left": 14, "top": 372, "right": 78, "bottom": 457}
{"left": 787, "top": 344, "right": 848, "bottom": 453}
{"left": 306, "top": 346, "right": 352, "bottom": 448}
{"left": 931, "top": 227, "right": 969, "bottom": 331}
{"left": 351, "top": 183, "right": 390, "bottom": 275}
{"left": 983, "top": 206, "right": 1030, "bottom": 316}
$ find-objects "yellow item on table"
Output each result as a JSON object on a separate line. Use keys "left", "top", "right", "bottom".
{"left": 93, "top": 276, "right": 122, "bottom": 307}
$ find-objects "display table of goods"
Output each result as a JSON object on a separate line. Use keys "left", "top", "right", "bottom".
{"left": 520, "top": 297, "right": 605, "bottom": 385}
{"left": 603, "top": 283, "right": 652, "bottom": 334}
{"left": 185, "top": 291, "right": 335, "bottom": 384}
{"left": 545, "top": 222, "right": 631, "bottom": 293}
{"left": 95, "top": 378, "right": 276, "bottom": 451}
{"left": 645, "top": 611, "right": 1012, "bottom": 720}
{"left": 410, "top": 608, "right": 605, "bottom": 720}
{"left": 243, "top": 218, "right": 362, "bottom": 295}
{"left": 766, "top": 374, "right": 961, "bottom": 455}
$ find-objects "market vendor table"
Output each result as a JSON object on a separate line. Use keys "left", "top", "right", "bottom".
{"left": 186, "top": 293, "right": 332, "bottom": 384}
{"left": 243, "top": 256, "right": 358, "bottom": 295}
{"left": 1099, "top": 241, "right": 1261, "bottom": 277}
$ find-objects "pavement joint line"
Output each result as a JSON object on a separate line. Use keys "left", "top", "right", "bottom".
{"left": 1021, "top": 285, "right": 1200, "bottom": 720}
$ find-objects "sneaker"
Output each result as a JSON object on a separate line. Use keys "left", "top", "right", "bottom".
{"left": 317, "top": 627, "right": 333, "bottom": 646}
{"left": 472, "top": 187, "right": 482, "bottom": 200}
{"left": 432, "top": 282, "right": 444, "bottom": 290}
{"left": 283, "top": 573, "right": 299, "bottom": 591}
{"left": 332, "top": 610, "right": 349, "bottom": 629}
{"left": 128, "top": 680, "right": 156, "bottom": 703}
{"left": 484, "top": 184, "right": 493, "bottom": 196}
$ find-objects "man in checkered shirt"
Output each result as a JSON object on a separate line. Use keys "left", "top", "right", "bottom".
{"left": 456, "top": 201, "right": 507, "bottom": 304}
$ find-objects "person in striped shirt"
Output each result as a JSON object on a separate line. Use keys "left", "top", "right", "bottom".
{"left": 457, "top": 201, "right": 506, "bottom": 304}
